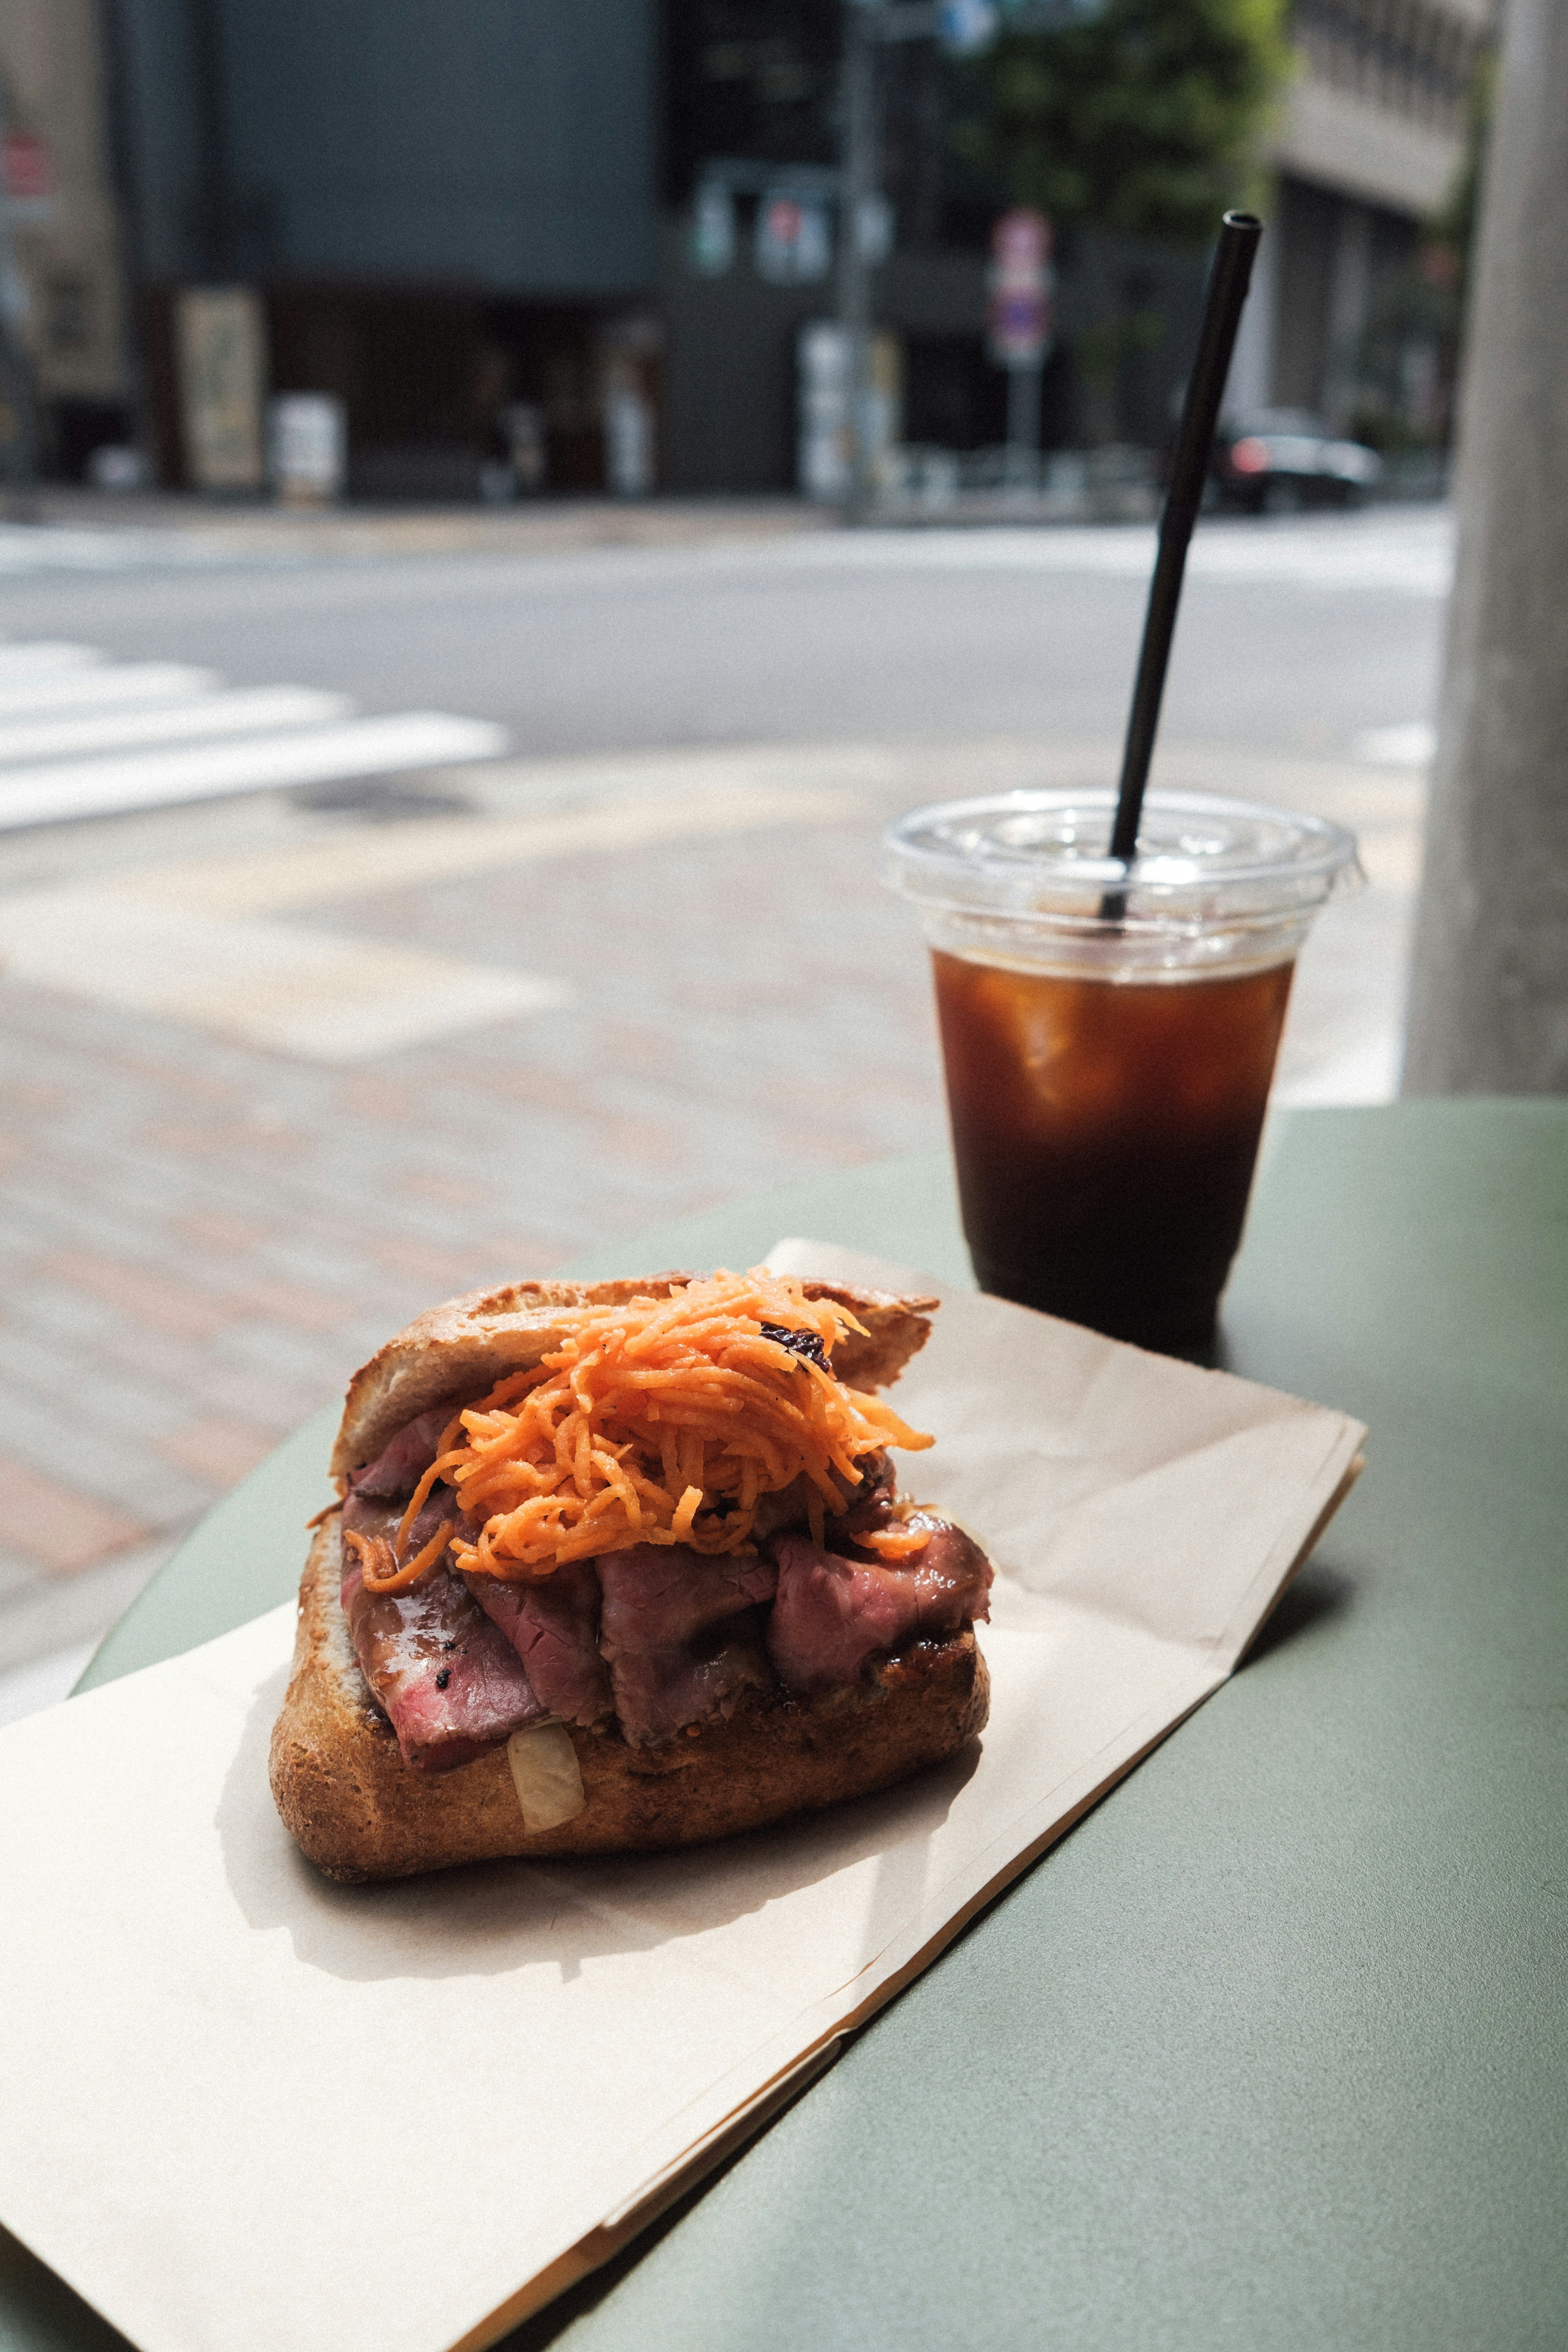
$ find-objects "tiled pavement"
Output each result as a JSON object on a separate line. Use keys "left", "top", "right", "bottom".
{"left": 0, "top": 731, "right": 1424, "bottom": 1699}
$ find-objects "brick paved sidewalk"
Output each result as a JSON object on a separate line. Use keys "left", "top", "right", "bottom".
{"left": 0, "top": 733, "right": 1423, "bottom": 1691}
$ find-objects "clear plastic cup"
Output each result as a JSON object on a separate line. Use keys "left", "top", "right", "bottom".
{"left": 881, "top": 788, "right": 1362, "bottom": 1356}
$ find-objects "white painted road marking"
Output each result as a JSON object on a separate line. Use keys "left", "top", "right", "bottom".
{"left": 763, "top": 516, "right": 1454, "bottom": 598}
{"left": 1354, "top": 720, "right": 1437, "bottom": 767}
{"left": 0, "top": 526, "right": 270, "bottom": 573}
{"left": 0, "top": 708, "right": 506, "bottom": 830}
{"left": 0, "top": 639, "right": 510, "bottom": 830}
{"left": 0, "top": 685, "right": 353, "bottom": 765}
{"left": 0, "top": 641, "right": 103, "bottom": 676}
{"left": 0, "top": 662, "right": 218, "bottom": 718}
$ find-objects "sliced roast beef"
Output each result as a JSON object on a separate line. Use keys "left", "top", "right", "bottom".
{"left": 464, "top": 1561, "right": 613, "bottom": 1726}
{"left": 339, "top": 1502, "right": 543, "bottom": 1773}
{"left": 597, "top": 1546, "right": 779, "bottom": 1746}
{"left": 766, "top": 1515, "right": 993, "bottom": 1696}
{"left": 874, "top": 1515, "right": 994, "bottom": 1624}
{"left": 347, "top": 1405, "right": 457, "bottom": 1502}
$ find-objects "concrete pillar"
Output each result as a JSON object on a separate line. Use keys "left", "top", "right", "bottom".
{"left": 1402, "top": 0, "right": 1568, "bottom": 1094}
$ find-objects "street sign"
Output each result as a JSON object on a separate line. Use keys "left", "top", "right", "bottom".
{"left": 993, "top": 207, "right": 1050, "bottom": 274}
{"left": 174, "top": 286, "right": 267, "bottom": 493}
{"left": 756, "top": 194, "right": 832, "bottom": 284}
{"left": 988, "top": 207, "right": 1054, "bottom": 367}
{"left": 990, "top": 287, "right": 1050, "bottom": 363}
{"left": 1, "top": 134, "right": 52, "bottom": 202}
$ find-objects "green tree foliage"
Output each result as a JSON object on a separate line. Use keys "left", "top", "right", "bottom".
{"left": 965, "top": 0, "right": 1290, "bottom": 246}
{"left": 956, "top": 0, "right": 1287, "bottom": 439}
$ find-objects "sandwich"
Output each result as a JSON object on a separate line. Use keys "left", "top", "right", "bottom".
{"left": 270, "top": 1267, "right": 993, "bottom": 1882}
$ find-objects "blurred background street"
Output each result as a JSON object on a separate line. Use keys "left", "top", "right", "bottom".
{"left": 0, "top": 0, "right": 1496, "bottom": 1718}
{"left": 0, "top": 499, "right": 1440, "bottom": 1714}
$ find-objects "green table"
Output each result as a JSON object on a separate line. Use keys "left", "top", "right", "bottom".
{"left": 4, "top": 1102, "right": 1566, "bottom": 2352}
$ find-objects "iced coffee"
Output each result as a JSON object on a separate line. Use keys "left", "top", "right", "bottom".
{"left": 882, "top": 790, "right": 1361, "bottom": 1355}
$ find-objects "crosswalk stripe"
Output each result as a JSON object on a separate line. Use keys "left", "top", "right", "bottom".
{"left": 0, "top": 662, "right": 217, "bottom": 719}
{"left": 0, "top": 710, "right": 508, "bottom": 831}
{"left": 0, "top": 642, "right": 102, "bottom": 677}
{"left": 0, "top": 639, "right": 512, "bottom": 831}
{"left": 0, "top": 686, "right": 353, "bottom": 766}
{"left": 765, "top": 518, "right": 1454, "bottom": 597}
{"left": 0, "top": 526, "right": 241, "bottom": 574}
{"left": 1353, "top": 721, "right": 1436, "bottom": 768}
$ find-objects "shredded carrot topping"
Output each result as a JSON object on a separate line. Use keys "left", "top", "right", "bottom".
{"left": 376, "top": 1268, "right": 933, "bottom": 1586}
{"left": 859, "top": 1523, "right": 933, "bottom": 1561}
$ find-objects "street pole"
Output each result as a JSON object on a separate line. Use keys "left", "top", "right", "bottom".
{"left": 1005, "top": 361, "right": 1042, "bottom": 489}
{"left": 836, "top": 1, "right": 878, "bottom": 523}
{"left": 1402, "top": 0, "right": 1568, "bottom": 1091}
{"left": 0, "top": 82, "right": 40, "bottom": 503}
{"left": 834, "top": 0, "right": 1003, "bottom": 519}
{"left": 989, "top": 208, "right": 1052, "bottom": 492}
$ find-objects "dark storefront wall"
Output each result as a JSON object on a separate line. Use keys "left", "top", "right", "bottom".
{"left": 115, "top": 0, "right": 659, "bottom": 490}
{"left": 1272, "top": 174, "right": 1422, "bottom": 421}
{"left": 262, "top": 287, "right": 619, "bottom": 498}
{"left": 1274, "top": 179, "right": 1340, "bottom": 413}
{"left": 661, "top": 228, "right": 1042, "bottom": 494}
{"left": 659, "top": 225, "right": 827, "bottom": 493}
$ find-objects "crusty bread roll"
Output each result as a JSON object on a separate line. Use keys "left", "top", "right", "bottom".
{"left": 273, "top": 1270, "right": 987, "bottom": 1884}
{"left": 270, "top": 1517, "right": 989, "bottom": 1882}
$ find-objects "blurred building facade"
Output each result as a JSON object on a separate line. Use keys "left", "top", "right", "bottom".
{"left": 24, "top": 0, "right": 1495, "bottom": 497}
{"left": 110, "top": 0, "right": 660, "bottom": 497}
{"left": 0, "top": 0, "right": 135, "bottom": 480}
{"left": 1234, "top": 0, "right": 1497, "bottom": 445}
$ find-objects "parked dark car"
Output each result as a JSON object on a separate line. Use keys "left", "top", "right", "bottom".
{"left": 1212, "top": 410, "right": 1383, "bottom": 512}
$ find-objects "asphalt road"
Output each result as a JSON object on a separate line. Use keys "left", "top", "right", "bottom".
{"left": 0, "top": 506, "right": 1444, "bottom": 762}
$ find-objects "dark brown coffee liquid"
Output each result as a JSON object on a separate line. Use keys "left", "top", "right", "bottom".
{"left": 933, "top": 950, "right": 1295, "bottom": 1354}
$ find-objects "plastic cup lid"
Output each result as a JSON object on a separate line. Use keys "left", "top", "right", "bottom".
{"left": 880, "top": 789, "right": 1361, "bottom": 920}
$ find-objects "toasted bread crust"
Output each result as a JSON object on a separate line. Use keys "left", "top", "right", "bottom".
{"left": 330, "top": 1273, "right": 938, "bottom": 1483}
{"left": 269, "top": 1517, "right": 989, "bottom": 1883}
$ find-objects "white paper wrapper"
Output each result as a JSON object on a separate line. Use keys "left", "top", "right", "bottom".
{"left": 0, "top": 1243, "right": 1365, "bottom": 2352}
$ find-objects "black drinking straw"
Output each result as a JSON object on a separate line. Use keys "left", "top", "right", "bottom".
{"left": 1100, "top": 212, "right": 1263, "bottom": 920}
